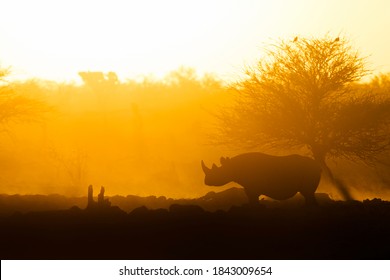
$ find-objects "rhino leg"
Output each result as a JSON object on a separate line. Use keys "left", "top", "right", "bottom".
{"left": 244, "top": 189, "right": 260, "bottom": 205}
{"left": 301, "top": 191, "right": 318, "bottom": 207}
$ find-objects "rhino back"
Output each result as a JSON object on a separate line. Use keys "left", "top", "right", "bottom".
{"left": 229, "top": 153, "right": 321, "bottom": 199}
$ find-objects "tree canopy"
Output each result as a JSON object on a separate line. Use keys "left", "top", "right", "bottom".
{"left": 0, "top": 68, "right": 49, "bottom": 126}
{"left": 216, "top": 35, "right": 390, "bottom": 199}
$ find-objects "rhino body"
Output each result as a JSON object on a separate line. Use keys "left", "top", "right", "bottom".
{"left": 201, "top": 152, "right": 322, "bottom": 206}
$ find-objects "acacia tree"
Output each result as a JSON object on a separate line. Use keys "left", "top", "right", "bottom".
{"left": 0, "top": 67, "right": 48, "bottom": 127}
{"left": 217, "top": 35, "right": 390, "bottom": 200}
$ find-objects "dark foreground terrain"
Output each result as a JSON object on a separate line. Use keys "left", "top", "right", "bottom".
{"left": 1, "top": 195, "right": 390, "bottom": 260}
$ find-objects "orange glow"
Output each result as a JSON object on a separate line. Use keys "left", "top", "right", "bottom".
{"left": 0, "top": 69, "right": 234, "bottom": 198}
{"left": 0, "top": 1, "right": 390, "bottom": 201}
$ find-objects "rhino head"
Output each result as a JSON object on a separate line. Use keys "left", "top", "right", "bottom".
{"left": 201, "top": 157, "right": 232, "bottom": 186}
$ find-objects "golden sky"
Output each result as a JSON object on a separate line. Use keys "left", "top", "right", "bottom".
{"left": 1, "top": 0, "right": 390, "bottom": 82}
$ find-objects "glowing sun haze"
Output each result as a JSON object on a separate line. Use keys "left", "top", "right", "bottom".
{"left": 1, "top": 0, "right": 390, "bottom": 82}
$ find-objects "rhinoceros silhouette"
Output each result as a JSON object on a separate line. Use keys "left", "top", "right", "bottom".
{"left": 201, "top": 152, "right": 322, "bottom": 206}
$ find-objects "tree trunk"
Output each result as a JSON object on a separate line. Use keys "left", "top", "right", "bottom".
{"left": 321, "top": 162, "right": 354, "bottom": 201}
{"left": 313, "top": 153, "right": 354, "bottom": 201}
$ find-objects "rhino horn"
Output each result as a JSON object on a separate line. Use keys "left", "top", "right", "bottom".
{"left": 212, "top": 163, "right": 218, "bottom": 170}
{"left": 201, "top": 160, "right": 210, "bottom": 174}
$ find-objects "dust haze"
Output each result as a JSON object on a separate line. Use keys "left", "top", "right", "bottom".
{"left": 1, "top": 66, "right": 390, "bottom": 200}
{"left": 0, "top": 68, "right": 234, "bottom": 198}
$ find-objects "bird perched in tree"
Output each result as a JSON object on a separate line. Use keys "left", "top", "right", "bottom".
{"left": 334, "top": 37, "right": 340, "bottom": 42}
{"left": 293, "top": 36, "right": 298, "bottom": 42}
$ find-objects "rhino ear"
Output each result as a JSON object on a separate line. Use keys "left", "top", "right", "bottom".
{"left": 220, "top": 156, "right": 230, "bottom": 165}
